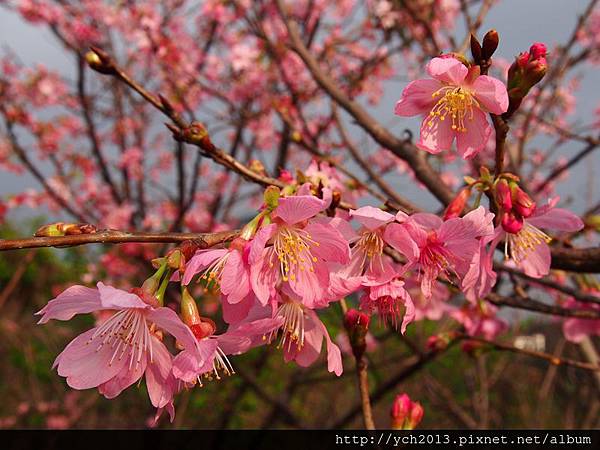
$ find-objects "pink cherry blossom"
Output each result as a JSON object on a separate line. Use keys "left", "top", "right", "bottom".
{"left": 360, "top": 276, "right": 415, "bottom": 333}
{"left": 180, "top": 238, "right": 256, "bottom": 324}
{"left": 36, "top": 283, "right": 200, "bottom": 416}
{"left": 266, "top": 287, "right": 343, "bottom": 376}
{"left": 340, "top": 206, "right": 399, "bottom": 284}
{"left": 395, "top": 56, "right": 508, "bottom": 158}
{"left": 249, "top": 194, "right": 350, "bottom": 308}
{"left": 491, "top": 197, "right": 584, "bottom": 278}
{"left": 385, "top": 206, "right": 494, "bottom": 299}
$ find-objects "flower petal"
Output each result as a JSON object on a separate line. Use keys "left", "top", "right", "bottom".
{"left": 182, "top": 249, "right": 228, "bottom": 285}
{"left": 417, "top": 113, "right": 455, "bottom": 154}
{"left": 350, "top": 206, "right": 395, "bottom": 230}
{"left": 97, "top": 282, "right": 148, "bottom": 309}
{"left": 456, "top": 108, "right": 492, "bottom": 159}
{"left": 472, "top": 75, "right": 509, "bottom": 114}
{"left": 36, "top": 285, "right": 102, "bottom": 324}
{"left": 275, "top": 195, "right": 326, "bottom": 224}
{"left": 394, "top": 78, "right": 442, "bottom": 116}
{"left": 426, "top": 57, "right": 468, "bottom": 85}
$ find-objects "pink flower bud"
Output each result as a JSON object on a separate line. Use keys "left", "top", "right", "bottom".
{"left": 391, "top": 394, "right": 412, "bottom": 429}
{"left": 501, "top": 211, "right": 524, "bottom": 234}
{"left": 444, "top": 187, "right": 471, "bottom": 220}
{"left": 495, "top": 179, "right": 513, "bottom": 211}
{"left": 407, "top": 402, "right": 424, "bottom": 430}
{"left": 529, "top": 42, "right": 547, "bottom": 60}
{"left": 512, "top": 187, "right": 536, "bottom": 218}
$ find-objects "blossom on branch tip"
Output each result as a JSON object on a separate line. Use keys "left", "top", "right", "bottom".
{"left": 395, "top": 56, "right": 508, "bottom": 158}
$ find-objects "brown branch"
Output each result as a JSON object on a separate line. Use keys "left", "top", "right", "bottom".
{"left": 0, "top": 229, "right": 238, "bottom": 251}
{"left": 457, "top": 333, "right": 600, "bottom": 372}
{"left": 486, "top": 292, "right": 600, "bottom": 319}
{"left": 550, "top": 246, "right": 600, "bottom": 273}
{"left": 356, "top": 357, "right": 376, "bottom": 430}
{"left": 496, "top": 262, "right": 600, "bottom": 305}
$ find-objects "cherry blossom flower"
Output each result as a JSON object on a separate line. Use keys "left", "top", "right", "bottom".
{"left": 341, "top": 206, "right": 400, "bottom": 283}
{"left": 36, "top": 283, "right": 200, "bottom": 415}
{"left": 249, "top": 194, "right": 350, "bottom": 307}
{"left": 172, "top": 315, "right": 282, "bottom": 384}
{"left": 266, "top": 287, "right": 343, "bottom": 376}
{"left": 395, "top": 56, "right": 508, "bottom": 158}
{"left": 491, "top": 197, "right": 584, "bottom": 278}
{"left": 360, "top": 276, "right": 415, "bottom": 333}
{"left": 385, "top": 206, "right": 494, "bottom": 299}
{"left": 180, "top": 238, "right": 256, "bottom": 324}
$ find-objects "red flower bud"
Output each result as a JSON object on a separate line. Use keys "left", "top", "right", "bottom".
{"left": 391, "top": 394, "right": 412, "bottom": 429}
{"left": 501, "top": 211, "right": 524, "bottom": 234}
{"left": 529, "top": 42, "right": 547, "bottom": 60}
{"left": 495, "top": 179, "right": 513, "bottom": 211}
{"left": 444, "top": 188, "right": 471, "bottom": 220}
{"left": 344, "top": 308, "right": 370, "bottom": 330}
{"left": 344, "top": 309, "right": 370, "bottom": 359}
{"left": 391, "top": 394, "right": 424, "bottom": 430}
{"left": 407, "top": 402, "right": 424, "bottom": 430}
{"left": 512, "top": 187, "right": 536, "bottom": 218}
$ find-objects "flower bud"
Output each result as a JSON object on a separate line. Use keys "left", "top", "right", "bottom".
{"left": 180, "top": 287, "right": 201, "bottom": 326}
{"left": 166, "top": 249, "right": 184, "bottom": 271}
{"left": 495, "top": 179, "right": 512, "bottom": 211}
{"left": 444, "top": 188, "right": 471, "bottom": 220}
{"left": 482, "top": 29, "right": 499, "bottom": 60}
{"left": 344, "top": 309, "right": 370, "bottom": 359}
{"left": 501, "top": 211, "right": 524, "bottom": 234}
{"left": 529, "top": 42, "right": 547, "bottom": 60}
{"left": 407, "top": 402, "right": 424, "bottom": 430}
{"left": 84, "top": 48, "right": 116, "bottom": 75}
{"left": 391, "top": 394, "right": 424, "bottom": 430}
{"left": 263, "top": 185, "right": 280, "bottom": 210}
{"left": 512, "top": 187, "right": 536, "bottom": 218}
{"left": 391, "top": 394, "right": 412, "bottom": 429}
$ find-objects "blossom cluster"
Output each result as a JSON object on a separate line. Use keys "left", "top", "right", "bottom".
{"left": 36, "top": 166, "right": 583, "bottom": 420}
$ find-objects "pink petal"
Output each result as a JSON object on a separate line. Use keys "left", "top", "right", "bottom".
{"left": 384, "top": 223, "right": 420, "bottom": 262}
{"left": 146, "top": 307, "right": 198, "bottom": 352}
{"left": 417, "top": 114, "right": 455, "bottom": 154}
{"left": 410, "top": 213, "right": 443, "bottom": 230}
{"left": 394, "top": 79, "right": 442, "bottom": 116}
{"left": 36, "top": 285, "right": 102, "bottom": 324}
{"left": 350, "top": 206, "right": 395, "bottom": 230}
{"left": 400, "top": 294, "right": 416, "bottom": 335}
{"left": 98, "top": 356, "right": 147, "bottom": 399}
{"left": 145, "top": 339, "right": 175, "bottom": 408}
{"left": 426, "top": 57, "right": 468, "bottom": 85}
{"left": 456, "top": 108, "right": 492, "bottom": 159}
{"left": 250, "top": 249, "right": 279, "bottom": 305}
{"left": 220, "top": 250, "right": 250, "bottom": 304}
{"left": 274, "top": 195, "right": 326, "bottom": 224}
{"left": 182, "top": 249, "right": 228, "bottom": 285}
{"left": 518, "top": 242, "right": 551, "bottom": 278}
{"left": 97, "top": 282, "right": 148, "bottom": 310}
{"left": 248, "top": 223, "right": 277, "bottom": 264}
{"left": 472, "top": 75, "right": 509, "bottom": 114}
{"left": 54, "top": 328, "right": 130, "bottom": 389}
{"left": 563, "top": 318, "right": 600, "bottom": 343}
{"left": 288, "top": 260, "right": 329, "bottom": 308}
{"left": 527, "top": 208, "right": 584, "bottom": 232}
{"left": 222, "top": 293, "right": 254, "bottom": 324}
{"left": 438, "top": 206, "right": 493, "bottom": 243}
{"left": 304, "top": 222, "right": 350, "bottom": 264}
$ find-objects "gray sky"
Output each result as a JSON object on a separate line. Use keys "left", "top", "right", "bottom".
{"left": 0, "top": 0, "right": 598, "bottom": 221}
